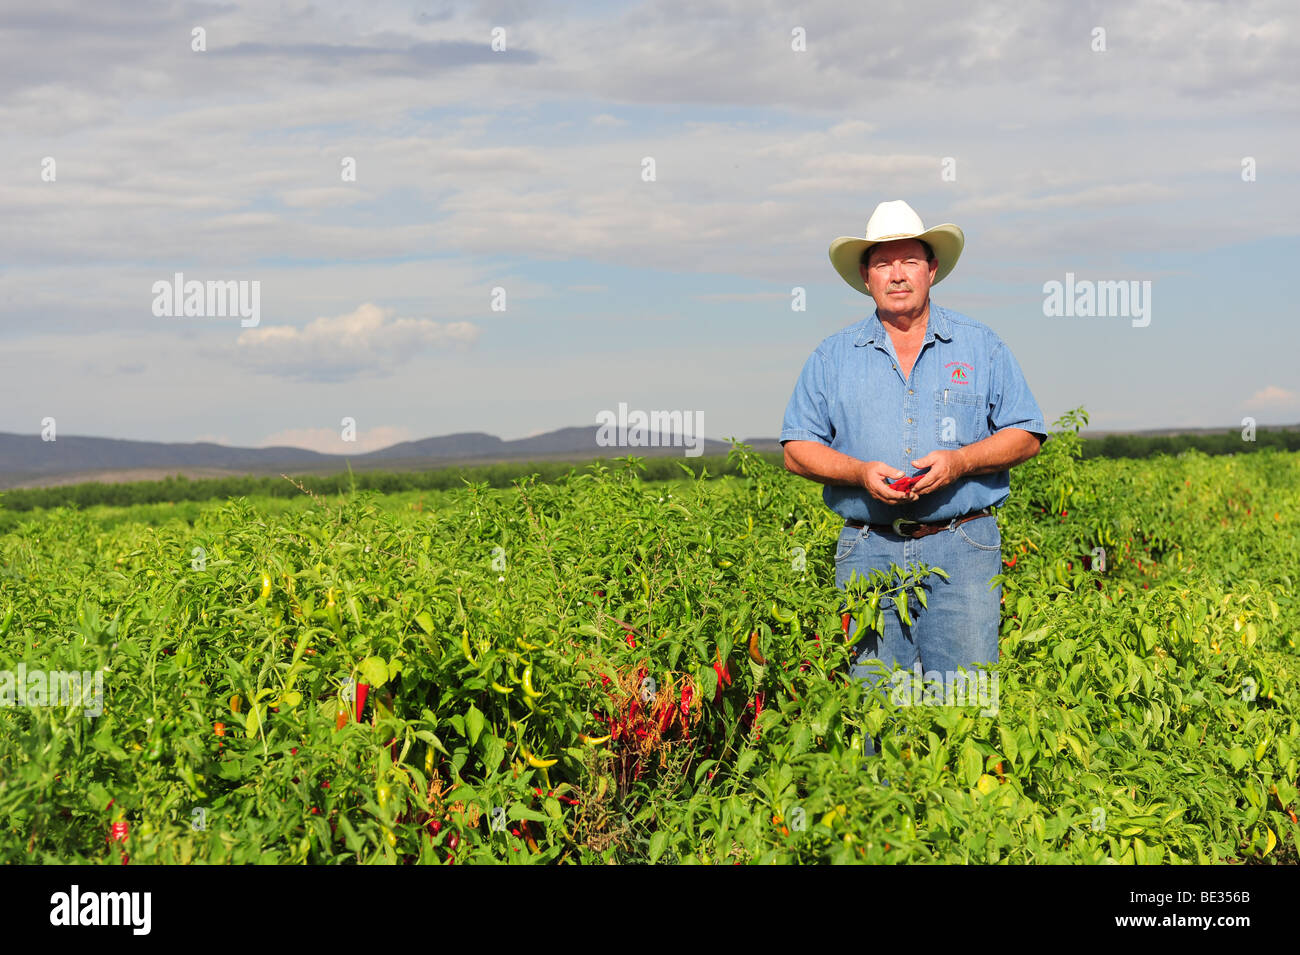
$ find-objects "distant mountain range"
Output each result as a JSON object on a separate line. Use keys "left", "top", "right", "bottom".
{"left": 0, "top": 426, "right": 781, "bottom": 489}
{"left": 1, "top": 422, "right": 1295, "bottom": 489}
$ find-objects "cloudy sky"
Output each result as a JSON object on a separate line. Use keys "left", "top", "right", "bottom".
{"left": 2, "top": 0, "right": 1297, "bottom": 453}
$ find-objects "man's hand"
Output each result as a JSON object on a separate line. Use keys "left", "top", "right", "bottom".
{"left": 860, "top": 460, "right": 919, "bottom": 505}
{"left": 901, "top": 449, "right": 968, "bottom": 499}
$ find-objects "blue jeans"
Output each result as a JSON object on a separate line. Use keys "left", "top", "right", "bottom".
{"left": 834, "top": 513, "right": 1002, "bottom": 756}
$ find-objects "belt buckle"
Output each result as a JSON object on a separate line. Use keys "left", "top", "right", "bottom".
{"left": 891, "top": 517, "right": 918, "bottom": 537}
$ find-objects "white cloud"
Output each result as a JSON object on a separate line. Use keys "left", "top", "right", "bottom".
{"left": 236, "top": 303, "right": 479, "bottom": 381}
{"left": 828, "top": 120, "right": 876, "bottom": 138}
{"left": 259, "top": 424, "right": 415, "bottom": 454}
{"left": 279, "top": 187, "right": 375, "bottom": 208}
{"left": 952, "top": 183, "right": 1181, "bottom": 215}
{"left": 3, "top": 0, "right": 1298, "bottom": 446}
{"left": 1243, "top": 385, "right": 1298, "bottom": 409}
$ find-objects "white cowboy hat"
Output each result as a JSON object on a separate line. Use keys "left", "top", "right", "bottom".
{"left": 829, "top": 200, "right": 965, "bottom": 295}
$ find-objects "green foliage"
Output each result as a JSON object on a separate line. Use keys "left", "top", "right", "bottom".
{"left": 1080, "top": 427, "right": 1300, "bottom": 460}
{"left": 0, "top": 421, "right": 1296, "bottom": 864}
{"left": 0, "top": 454, "right": 780, "bottom": 530}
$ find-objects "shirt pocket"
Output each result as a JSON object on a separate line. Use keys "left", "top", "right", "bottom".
{"left": 934, "top": 390, "right": 988, "bottom": 449}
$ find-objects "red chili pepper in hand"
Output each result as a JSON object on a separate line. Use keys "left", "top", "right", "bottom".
{"left": 888, "top": 467, "right": 930, "bottom": 492}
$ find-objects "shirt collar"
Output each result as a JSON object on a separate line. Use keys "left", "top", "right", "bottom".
{"left": 854, "top": 302, "right": 952, "bottom": 346}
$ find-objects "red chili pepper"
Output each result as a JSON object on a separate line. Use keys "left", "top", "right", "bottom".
{"left": 355, "top": 683, "right": 370, "bottom": 723}
{"left": 107, "top": 821, "right": 129, "bottom": 844}
{"left": 712, "top": 653, "right": 732, "bottom": 702}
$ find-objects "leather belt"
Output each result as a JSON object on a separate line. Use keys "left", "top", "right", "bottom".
{"left": 845, "top": 508, "right": 992, "bottom": 539}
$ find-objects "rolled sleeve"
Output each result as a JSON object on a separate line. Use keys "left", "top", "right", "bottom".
{"left": 988, "top": 340, "right": 1047, "bottom": 439}
{"left": 780, "top": 348, "right": 833, "bottom": 446}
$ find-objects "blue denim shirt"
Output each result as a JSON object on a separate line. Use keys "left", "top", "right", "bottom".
{"left": 780, "top": 303, "right": 1047, "bottom": 524}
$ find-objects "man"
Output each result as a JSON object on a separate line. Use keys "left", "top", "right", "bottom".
{"left": 780, "top": 200, "right": 1046, "bottom": 751}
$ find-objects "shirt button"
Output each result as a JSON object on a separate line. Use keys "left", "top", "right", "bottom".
{"left": 905, "top": 448, "right": 911, "bottom": 454}
{"left": 908, "top": 390, "right": 913, "bottom": 394}
{"left": 907, "top": 418, "right": 912, "bottom": 423}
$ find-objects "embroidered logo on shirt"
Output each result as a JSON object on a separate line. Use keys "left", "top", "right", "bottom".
{"left": 945, "top": 361, "right": 973, "bottom": 384}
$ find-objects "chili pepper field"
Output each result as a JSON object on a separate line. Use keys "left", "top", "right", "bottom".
{"left": 1, "top": 411, "right": 1296, "bottom": 864}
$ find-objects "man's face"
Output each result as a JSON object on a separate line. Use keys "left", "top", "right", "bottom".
{"left": 859, "top": 238, "right": 937, "bottom": 317}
